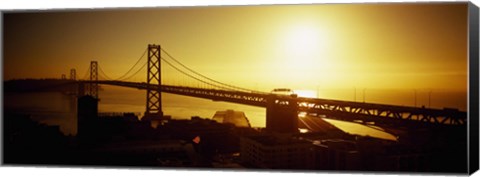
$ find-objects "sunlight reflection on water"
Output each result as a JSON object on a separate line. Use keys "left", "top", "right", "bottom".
{"left": 322, "top": 118, "right": 398, "bottom": 141}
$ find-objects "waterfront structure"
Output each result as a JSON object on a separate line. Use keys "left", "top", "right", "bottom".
{"left": 212, "top": 109, "right": 251, "bottom": 127}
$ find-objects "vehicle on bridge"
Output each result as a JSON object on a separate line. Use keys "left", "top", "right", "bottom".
{"left": 271, "top": 88, "right": 297, "bottom": 97}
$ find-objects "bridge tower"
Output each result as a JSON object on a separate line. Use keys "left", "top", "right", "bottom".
{"left": 144, "top": 44, "right": 164, "bottom": 120}
{"left": 89, "top": 61, "right": 98, "bottom": 99}
{"left": 266, "top": 94, "right": 299, "bottom": 133}
{"left": 70, "top": 69, "right": 76, "bottom": 80}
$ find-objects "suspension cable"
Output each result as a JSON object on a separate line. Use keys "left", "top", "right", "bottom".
{"left": 161, "top": 48, "right": 260, "bottom": 92}
{"left": 98, "top": 65, "right": 113, "bottom": 80}
{"left": 115, "top": 48, "right": 147, "bottom": 80}
{"left": 161, "top": 57, "right": 235, "bottom": 91}
{"left": 81, "top": 65, "right": 91, "bottom": 80}
{"left": 120, "top": 61, "right": 148, "bottom": 81}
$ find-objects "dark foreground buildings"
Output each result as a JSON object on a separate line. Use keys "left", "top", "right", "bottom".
{"left": 3, "top": 95, "right": 467, "bottom": 173}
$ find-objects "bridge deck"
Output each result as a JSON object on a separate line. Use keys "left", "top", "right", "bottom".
{"left": 82, "top": 80, "right": 467, "bottom": 127}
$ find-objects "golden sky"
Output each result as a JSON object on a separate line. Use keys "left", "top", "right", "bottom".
{"left": 3, "top": 3, "right": 468, "bottom": 91}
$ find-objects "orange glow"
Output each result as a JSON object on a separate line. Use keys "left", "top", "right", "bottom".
{"left": 4, "top": 3, "right": 468, "bottom": 94}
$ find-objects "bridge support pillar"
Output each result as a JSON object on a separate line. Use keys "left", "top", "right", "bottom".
{"left": 266, "top": 94, "right": 299, "bottom": 133}
{"left": 70, "top": 69, "right": 76, "bottom": 81}
{"left": 143, "top": 44, "right": 164, "bottom": 120}
{"left": 89, "top": 61, "right": 98, "bottom": 99}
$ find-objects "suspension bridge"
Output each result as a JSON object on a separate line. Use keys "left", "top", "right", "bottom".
{"left": 66, "top": 44, "right": 466, "bottom": 133}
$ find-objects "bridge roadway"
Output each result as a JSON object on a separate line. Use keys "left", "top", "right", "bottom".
{"left": 85, "top": 80, "right": 466, "bottom": 127}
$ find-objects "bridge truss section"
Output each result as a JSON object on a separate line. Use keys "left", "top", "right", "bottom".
{"left": 98, "top": 80, "right": 467, "bottom": 127}
{"left": 297, "top": 98, "right": 467, "bottom": 127}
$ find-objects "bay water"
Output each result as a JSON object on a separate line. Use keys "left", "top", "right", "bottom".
{"left": 4, "top": 85, "right": 467, "bottom": 141}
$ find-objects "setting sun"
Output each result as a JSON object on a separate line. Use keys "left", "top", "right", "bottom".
{"left": 284, "top": 25, "right": 323, "bottom": 57}
{"left": 276, "top": 22, "right": 332, "bottom": 85}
